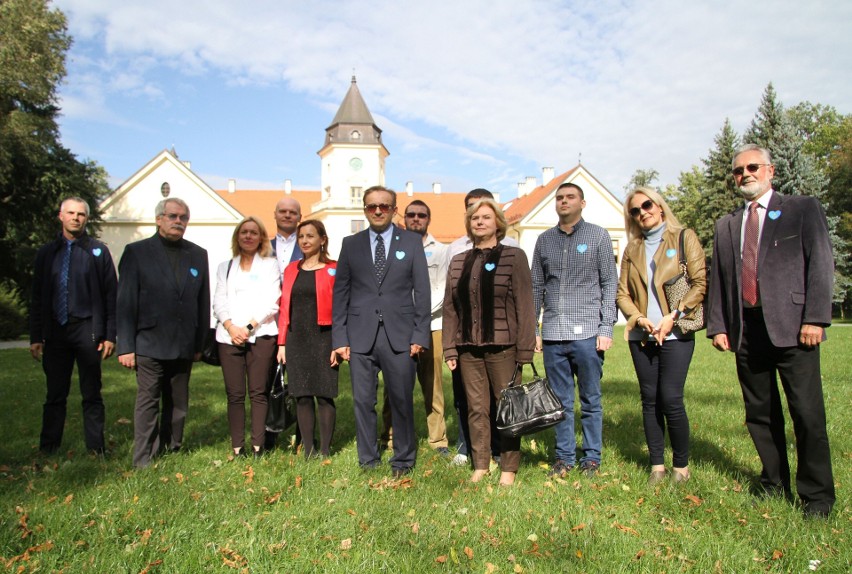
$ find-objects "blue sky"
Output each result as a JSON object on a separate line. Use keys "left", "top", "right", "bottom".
{"left": 53, "top": 0, "right": 852, "bottom": 199}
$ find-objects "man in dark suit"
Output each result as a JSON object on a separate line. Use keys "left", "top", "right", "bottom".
{"left": 117, "top": 198, "right": 210, "bottom": 468}
{"left": 333, "top": 186, "right": 431, "bottom": 476}
{"left": 707, "top": 144, "right": 835, "bottom": 518}
{"left": 30, "top": 197, "right": 117, "bottom": 455}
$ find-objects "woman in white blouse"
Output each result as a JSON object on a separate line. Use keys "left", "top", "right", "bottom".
{"left": 213, "top": 216, "right": 281, "bottom": 457}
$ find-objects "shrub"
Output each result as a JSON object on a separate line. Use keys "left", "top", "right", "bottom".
{"left": 0, "top": 281, "right": 27, "bottom": 340}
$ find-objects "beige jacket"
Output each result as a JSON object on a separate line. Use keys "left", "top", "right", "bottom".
{"left": 616, "top": 226, "right": 706, "bottom": 338}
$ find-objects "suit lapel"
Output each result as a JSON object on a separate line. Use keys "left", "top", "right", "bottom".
{"left": 758, "top": 192, "right": 782, "bottom": 271}
{"left": 727, "top": 207, "right": 745, "bottom": 283}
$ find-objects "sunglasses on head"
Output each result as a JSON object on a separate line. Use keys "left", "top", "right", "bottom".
{"left": 364, "top": 203, "right": 393, "bottom": 213}
{"left": 732, "top": 163, "right": 770, "bottom": 177}
{"left": 628, "top": 199, "right": 655, "bottom": 218}
{"left": 404, "top": 212, "right": 428, "bottom": 219}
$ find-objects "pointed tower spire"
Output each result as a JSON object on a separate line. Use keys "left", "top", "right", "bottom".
{"left": 324, "top": 75, "right": 383, "bottom": 146}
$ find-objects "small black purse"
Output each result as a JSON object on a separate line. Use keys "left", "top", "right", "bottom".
{"left": 265, "top": 363, "right": 297, "bottom": 433}
{"left": 495, "top": 363, "right": 565, "bottom": 438}
{"left": 200, "top": 328, "right": 220, "bottom": 366}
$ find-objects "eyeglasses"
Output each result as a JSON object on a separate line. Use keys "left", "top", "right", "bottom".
{"left": 163, "top": 213, "right": 189, "bottom": 222}
{"left": 364, "top": 203, "right": 394, "bottom": 213}
{"left": 404, "top": 212, "right": 428, "bottom": 219}
{"left": 732, "top": 163, "right": 770, "bottom": 177}
{"left": 628, "top": 199, "right": 655, "bottom": 218}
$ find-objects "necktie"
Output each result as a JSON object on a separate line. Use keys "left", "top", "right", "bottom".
{"left": 58, "top": 240, "right": 73, "bottom": 325}
{"left": 742, "top": 202, "right": 759, "bottom": 306}
{"left": 374, "top": 234, "right": 386, "bottom": 279}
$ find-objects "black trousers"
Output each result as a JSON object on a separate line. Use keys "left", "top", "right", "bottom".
{"left": 133, "top": 356, "right": 192, "bottom": 468}
{"left": 40, "top": 319, "right": 105, "bottom": 452}
{"left": 735, "top": 308, "right": 835, "bottom": 511}
{"left": 628, "top": 338, "right": 694, "bottom": 468}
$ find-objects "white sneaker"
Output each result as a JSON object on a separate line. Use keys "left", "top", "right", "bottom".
{"left": 450, "top": 453, "right": 469, "bottom": 466}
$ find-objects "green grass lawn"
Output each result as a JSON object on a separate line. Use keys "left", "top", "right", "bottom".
{"left": 1, "top": 328, "right": 849, "bottom": 573}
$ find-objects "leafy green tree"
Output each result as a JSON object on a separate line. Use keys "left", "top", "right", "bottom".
{"left": 670, "top": 119, "right": 741, "bottom": 258}
{"left": 0, "top": 0, "right": 107, "bottom": 298}
{"left": 624, "top": 168, "right": 659, "bottom": 193}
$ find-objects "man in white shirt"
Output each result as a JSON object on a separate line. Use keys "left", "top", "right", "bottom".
{"left": 272, "top": 198, "right": 302, "bottom": 272}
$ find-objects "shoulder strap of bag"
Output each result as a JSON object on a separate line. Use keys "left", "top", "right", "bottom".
{"left": 678, "top": 230, "right": 687, "bottom": 267}
{"left": 509, "top": 362, "right": 540, "bottom": 387}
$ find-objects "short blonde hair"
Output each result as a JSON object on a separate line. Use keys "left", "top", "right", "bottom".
{"left": 465, "top": 198, "right": 507, "bottom": 243}
{"left": 231, "top": 216, "right": 272, "bottom": 257}
{"left": 623, "top": 187, "right": 682, "bottom": 241}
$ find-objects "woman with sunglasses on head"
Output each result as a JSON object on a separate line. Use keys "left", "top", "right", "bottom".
{"left": 443, "top": 198, "right": 536, "bottom": 486}
{"left": 617, "top": 187, "right": 706, "bottom": 485}
{"left": 277, "top": 220, "right": 340, "bottom": 458}
{"left": 213, "top": 216, "right": 281, "bottom": 458}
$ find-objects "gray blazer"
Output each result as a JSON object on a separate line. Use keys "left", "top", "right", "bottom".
{"left": 707, "top": 192, "right": 833, "bottom": 350}
{"left": 332, "top": 227, "right": 431, "bottom": 354}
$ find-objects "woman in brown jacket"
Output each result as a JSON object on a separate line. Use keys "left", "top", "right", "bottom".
{"left": 443, "top": 198, "right": 536, "bottom": 486}
{"left": 617, "top": 187, "right": 706, "bottom": 484}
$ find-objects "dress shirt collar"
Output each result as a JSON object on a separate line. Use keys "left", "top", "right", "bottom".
{"left": 745, "top": 189, "right": 774, "bottom": 212}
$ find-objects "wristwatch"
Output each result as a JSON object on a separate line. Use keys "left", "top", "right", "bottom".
{"left": 246, "top": 323, "right": 254, "bottom": 333}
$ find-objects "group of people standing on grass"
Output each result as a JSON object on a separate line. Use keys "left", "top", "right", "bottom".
{"left": 29, "top": 144, "right": 836, "bottom": 517}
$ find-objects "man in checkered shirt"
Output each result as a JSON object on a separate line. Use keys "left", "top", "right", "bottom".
{"left": 531, "top": 182, "right": 617, "bottom": 478}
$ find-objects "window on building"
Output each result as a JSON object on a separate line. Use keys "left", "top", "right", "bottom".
{"left": 350, "top": 186, "right": 362, "bottom": 206}
{"left": 351, "top": 130, "right": 361, "bottom": 140}
{"left": 351, "top": 220, "right": 365, "bottom": 234}
{"left": 160, "top": 182, "right": 170, "bottom": 197}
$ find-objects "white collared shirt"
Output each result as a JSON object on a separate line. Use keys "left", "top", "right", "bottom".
{"left": 369, "top": 225, "right": 395, "bottom": 262}
{"left": 275, "top": 233, "right": 297, "bottom": 273}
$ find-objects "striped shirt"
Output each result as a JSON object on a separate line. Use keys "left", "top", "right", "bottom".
{"left": 531, "top": 219, "right": 618, "bottom": 340}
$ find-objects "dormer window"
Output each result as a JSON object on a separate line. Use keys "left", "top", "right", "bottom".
{"left": 350, "top": 130, "right": 361, "bottom": 140}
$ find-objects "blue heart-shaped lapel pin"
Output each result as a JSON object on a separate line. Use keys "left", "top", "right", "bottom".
{"left": 327, "top": 268, "right": 336, "bottom": 276}
{"left": 425, "top": 251, "right": 433, "bottom": 257}
{"left": 577, "top": 244, "right": 588, "bottom": 254}
{"left": 768, "top": 210, "right": 781, "bottom": 220}
{"left": 395, "top": 251, "right": 405, "bottom": 260}
{"left": 190, "top": 267, "right": 199, "bottom": 277}
{"left": 666, "top": 248, "right": 677, "bottom": 258}
{"left": 92, "top": 248, "right": 102, "bottom": 257}
{"left": 484, "top": 263, "right": 496, "bottom": 271}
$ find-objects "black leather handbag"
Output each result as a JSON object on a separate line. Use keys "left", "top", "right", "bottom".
{"left": 495, "top": 363, "right": 565, "bottom": 438}
{"left": 662, "top": 230, "right": 706, "bottom": 334}
{"left": 265, "top": 363, "right": 296, "bottom": 433}
{"left": 200, "top": 328, "right": 220, "bottom": 366}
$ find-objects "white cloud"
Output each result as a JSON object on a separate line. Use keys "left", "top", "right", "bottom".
{"left": 54, "top": 0, "right": 852, "bottom": 194}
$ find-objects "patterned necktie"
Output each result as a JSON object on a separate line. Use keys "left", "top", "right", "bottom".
{"left": 742, "top": 202, "right": 760, "bottom": 306}
{"left": 57, "top": 240, "right": 73, "bottom": 325}
{"left": 374, "top": 234, "right": 386, "bottom": 279}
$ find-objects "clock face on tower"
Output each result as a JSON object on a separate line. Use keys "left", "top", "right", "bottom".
{"left": 349, "top": 157, "right": 363, "bottom": 171}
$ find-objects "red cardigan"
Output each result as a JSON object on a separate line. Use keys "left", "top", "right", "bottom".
{"left": 277, "top": 260, "right": 336, "bottom": 345}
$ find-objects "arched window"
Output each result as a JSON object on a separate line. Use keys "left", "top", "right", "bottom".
{"left": 161, "top": 182, "right": 171, "bottom": 197}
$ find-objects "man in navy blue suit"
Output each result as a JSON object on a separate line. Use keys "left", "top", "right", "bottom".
{"left": 117, "top": 198, "right": 210, "bottom": 468}
{"left": 333, "top": 186, "right": 431, "bottom": 476}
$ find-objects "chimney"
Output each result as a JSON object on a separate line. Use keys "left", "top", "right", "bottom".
{"left": 525, "top": 176, "right": 537, "bottom": 194}
{"left": 228, "top": 179, "right": 236, "bottom": 194}
{"left": 432, "top": 182, "right": 442, "bottom": 194}
{"left": 405, "top": 181, "right": 414, "bottom": 196}
{"left": 182, "top": 161, "right": 192, "bottom": 169}
{"left": 542, "top": 166, "right": 555, "bottom": 183}
{"left": 284, "top": 179, "right": 292, "bottom": 194}
{"left": 517, "top": 182, "right": 525, "bottom": 196}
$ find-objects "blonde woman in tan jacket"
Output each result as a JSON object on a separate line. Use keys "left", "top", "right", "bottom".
{"left": 617, "top": 187, "right": 705, "bottom": 485}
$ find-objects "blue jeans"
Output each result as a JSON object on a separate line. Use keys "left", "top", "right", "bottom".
{"left": 543, "top": 337, "right": 603, "bottom": 465}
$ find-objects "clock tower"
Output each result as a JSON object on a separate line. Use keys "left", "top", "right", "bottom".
{"left": 316, "top": 76, "right": 389, "bottom": 210}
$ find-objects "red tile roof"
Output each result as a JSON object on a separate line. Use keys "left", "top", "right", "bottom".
{"left": 503, "top": 167, "right": 577, "bottom": 225}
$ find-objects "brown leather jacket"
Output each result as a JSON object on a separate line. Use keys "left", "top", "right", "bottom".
{"left": 617, "top": 226, "right": 706, "bottom": 338}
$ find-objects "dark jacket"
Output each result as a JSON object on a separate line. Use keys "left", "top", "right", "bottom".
{"left": 116, "top": 234, "right": 210, "bottom": 360}
{"left": 30, "top": 233, "right": 118, "bottom": 344}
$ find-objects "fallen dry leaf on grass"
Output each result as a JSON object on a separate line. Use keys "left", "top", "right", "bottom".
{"left": 570, "top": 523, "right": 586, "bottom": 533}
{"left": 138, "top": 559, "right": 163, "bottom": 574}
{"left": 435, "top": 555, "right": 447, "bottom": 563}
{"left": 220, "top": 546, "right": 247, "bottom": 568}
{"left": 242, "top": 467, "right": 254, "bottom": 484}
{"left": 611, "top": 522, "right": 640, "bottom": 537}
{"left": 464, "top": 546, "right": 474, "bottom": 560}
{"left": 340, "top": 538, "right": 352, "bottom": 550}
{"left": 684, "top": 494, "right": 702, "bottom": 507}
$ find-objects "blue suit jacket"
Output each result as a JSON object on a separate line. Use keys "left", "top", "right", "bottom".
{"left": 707, "top": 192, "right": 833, "bottom": 350}
{"left": 116, "top": 234, "right": 210, "bottom": 360}
{"left": 332, "top": 227, "right": 431, "bottom": 354}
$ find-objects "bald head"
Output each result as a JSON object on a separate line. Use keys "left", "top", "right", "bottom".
{"left": 274, "top": 197, "right": 302, "bottom": 237}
